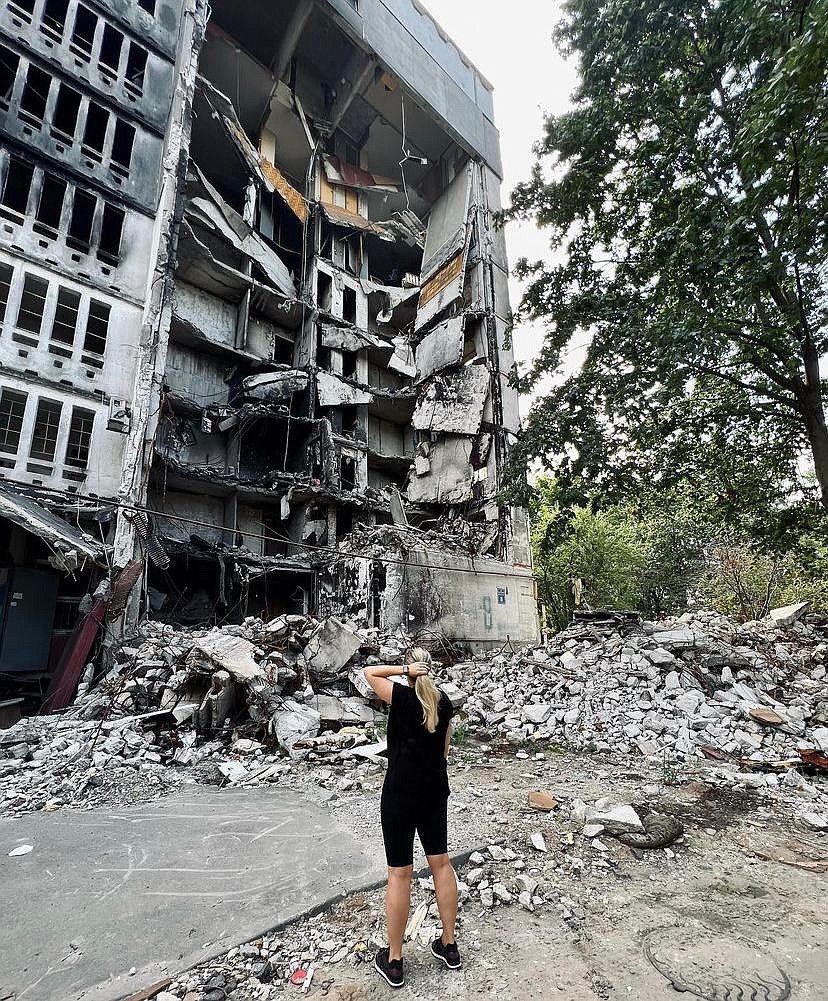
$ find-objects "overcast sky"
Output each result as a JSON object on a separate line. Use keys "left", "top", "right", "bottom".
{"left": 423, "top": 0, "right": 584, "bottom": 400}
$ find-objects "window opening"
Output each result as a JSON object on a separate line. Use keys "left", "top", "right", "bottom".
{"left": 341, "top": 454, "right": 357, "bottom": 490}
{"left": 83, "top": 299, "right": 110, "bottom": 357}
{"left": 0, "top": 45, "right": 19, "bottom": 109}
{"left": 8, "top": 0, "right": 35, "bottom": 23}
{"left": 98, "top": 24, "right": 122, "bottom": 76}
{"left": 317, "top": 271, "right": 332, "bottom": 312}
{"left": 342, "top": 286, "right": 357, "bottom": 324}
{"left": 137, "top": 0, "right": 156, "bottom": 15}
{"left": 19, "top": 63, "right": 51, "bottom": 125}
{"left": 15, "top": 273, "right": 48, "bottom": 342}
{"left": 30, "top": 397, "right": 62, "bottom": 462}
{"left": 50, "top": 286, "right": 80, "bottom": 346}
{"left": 0, "top": 389, "right": 27, "bottom": 455}
{"left": 52, "top": 83, "right": 82, "bottom": 141}
{"left": 110, "top": 119, "right": 135, "bottom": 176}
{"left": 125, "top": 43, "right": 148, "bottom": 96}
{"left": 97, "top": 203, "right": 124, "bottom": 263}
{"left": 342, "top": 350, "right": 357, "bottom": 379}
{"left": 67, "top": 188, "right": 95, "bottom": 253}
{"left": 0, "top": 156, "right": 34, "bottom": 220}
{"left": 82, "top": 102, "right": 108, "bottom": 160}
{"left": 70, "top": 5, "right": 97, "bottom": 62}
{"left": 0, "top": 263, "right": 13, "bottom": 323}
{"left": 34, "top": 173, "right": 66, "bottom": 237}
{"left": 41, "top": 0, "right": 70, "bottom": 42}
{"left": 64, "top": 407, "right": 94, "bottom": 468}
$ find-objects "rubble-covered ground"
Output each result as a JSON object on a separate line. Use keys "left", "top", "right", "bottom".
{"left": 2, "top": 606, "right": 827, "bottom": 998}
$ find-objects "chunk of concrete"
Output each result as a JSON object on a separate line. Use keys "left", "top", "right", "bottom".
{"left": 584, "top": 803, "right": 644, "bottom": 834}
{"left": 193, "top": 633, "right": 262, "bottom": 681}
{"left": 273, "top": 701, "right": 321, "bottom": 756}
{"left": 304, "top": 618, "right": 362, "bottom": 677}
{"left": 524, "top": 703, "right": 552, "bottom": 725}
{"left": 768, "top": 602, "right": 809, "bottom": 626}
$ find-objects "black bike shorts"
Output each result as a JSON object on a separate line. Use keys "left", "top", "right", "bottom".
{"left": 380, "top": 789, "right": 448, "bottom": 868}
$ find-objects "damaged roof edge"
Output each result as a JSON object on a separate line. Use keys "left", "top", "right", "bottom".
{"left": 322, "top": 0, "right": 503, "bottom": 177}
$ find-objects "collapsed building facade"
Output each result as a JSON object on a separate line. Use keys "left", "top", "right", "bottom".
{"left": 0, "top": 0, "right": 538, "bottom": 701}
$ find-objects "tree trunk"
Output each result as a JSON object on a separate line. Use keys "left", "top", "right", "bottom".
{"left": 803, "top": 402, "right": 828, "bottom": 510}
{"left": 800, "top": 334, "right": 828, "bottom": 510}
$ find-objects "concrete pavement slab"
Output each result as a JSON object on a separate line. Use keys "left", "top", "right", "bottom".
{"left": 0, "top": 787, "right": 383, "bottom": 1001}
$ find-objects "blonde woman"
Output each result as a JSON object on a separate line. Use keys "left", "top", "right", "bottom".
{"left": 363, "top": 648, "right": 460, "bottom": 988}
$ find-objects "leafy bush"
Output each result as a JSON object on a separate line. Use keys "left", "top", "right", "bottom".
{"left": 530, "top": 478, "right": 828, "bottom": 629}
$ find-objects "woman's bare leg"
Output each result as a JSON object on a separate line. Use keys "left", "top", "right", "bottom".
{"left": 386, "top": 865, "right": 413, "bottom": 960}
{"left": 427, "top": 853, "right": 458, "bottom": 944}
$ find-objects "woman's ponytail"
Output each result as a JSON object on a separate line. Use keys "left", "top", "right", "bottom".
{"left": 408, "top": 647, "right": 440, "bottom": 733}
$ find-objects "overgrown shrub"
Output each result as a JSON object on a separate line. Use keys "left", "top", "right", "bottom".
{"left": 530, "top": 478, "right": 828, "bottom": 629}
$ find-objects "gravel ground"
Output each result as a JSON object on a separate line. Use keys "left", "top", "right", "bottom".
{"left": 148, "top": 742, "right": 827, "bottom": 1001}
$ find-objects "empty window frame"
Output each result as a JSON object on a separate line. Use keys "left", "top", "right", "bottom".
{"left": 67, "top": 188, "right": 95, "bottom": 252}
{"left": 342, "top": 286, "right": 357, "bottom": 324}
{"left": 82, "top": 101, "right": 108, "bottom": 160}
{"left": 110, "top": 119, "right": 135, "bottom": 177}
{"left": 34, "top": 173, "right": 66, "bottom": 237}
{"left": 0, "top": 155, "right": 34, "bottom": 219}
{"left": 97, "top": 203, "right": 124, "bottom": 263}
{"left": 50, "top": 286, "right": 80, "bottom": 346}
{"left": 0, "top": 262, "right": 12, "bottom": 323}
{"left": 15, "top": 273, "right": 48, "bottom": 338}
{"left": 52, "top": 82, "right": 82, "bottom": 140}
{"left": 70, "top": 5, "right": 97, "bottom": 62}
{"left": 98, "top": 24, "right": 123, "bottom": 77}
{"left": 124, "top": 43, "right": 147, "bottom": 96}
{"left": 40, "top": 0, "right": 71, "bottom": 42}
{"left": 29, "top": 397, "right": 62, "bottom": 462}
{"left": 64, "top": 406, "right": 94, "bottom": 468}
{"left": 8, "top": 0, "right": 36, "bottom": 23}
{"left": 0, "top": 45, "right": 20, "bottom": 108}
{"left": 137, "top": 0, "right": 156, "bottom": 15}
{"left": 19, "top": 63, "right": 52, "bottom": 125}
{"left": 83, "top": 299, "right": 110, "bottom": 356}
{"left": 0, "top": 388, "right": 27, "bottom": 455}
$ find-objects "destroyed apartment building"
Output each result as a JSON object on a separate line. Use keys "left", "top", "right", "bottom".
{"left": 0, "top": 0, "right": 538, "bottom": 703}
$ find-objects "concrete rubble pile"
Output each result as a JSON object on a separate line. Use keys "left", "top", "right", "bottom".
{"left": 0, "top": 613, "right": 410, "bottom": 816}
{"left": 452, "top": 606, "right": 828, "bottom": 780}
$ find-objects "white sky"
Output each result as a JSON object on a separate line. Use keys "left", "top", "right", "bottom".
{"left": 423, "top": 0, "right": 585, "bottom": 401}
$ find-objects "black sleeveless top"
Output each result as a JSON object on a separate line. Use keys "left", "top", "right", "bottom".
{"left": 383, "top": 681, "right": 454, "bottom": 800}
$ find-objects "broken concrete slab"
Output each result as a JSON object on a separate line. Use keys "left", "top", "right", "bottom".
{"left": 316, "top": 371, "right": 374, "bottom": 407}
{"left": 414, "top": 316, "right": 464, "bottom": 383}
{"left": 274, "top": 701, "right": 321, "bottom": 756}
{"left": 768, "top": 602, "right": 810, "bottom": 626}
{"left": 411, "top": 365, "right": 490, "bottom": 435}
{"left": 304, "top": 619, "right": 362, "bottom": 677}
{"left": 584, "top": 803, "right": 644, "bottom": 834}
{"left": 405, "top": 436, "right": 474, "bottom": 504}
{"left": 192, "top": 633, "right": 262, "bottom": 682}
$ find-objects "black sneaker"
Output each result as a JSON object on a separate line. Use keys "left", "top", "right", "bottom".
{"left": 431, "top": 937, "right": 462, "bottom": 970}
{"left": 374, "top": 947, "right": 405, "bottom": 988}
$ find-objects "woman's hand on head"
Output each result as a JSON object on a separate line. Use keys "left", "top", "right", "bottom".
{"left": 407, "top": 663, "right": 430, "bottom": 678}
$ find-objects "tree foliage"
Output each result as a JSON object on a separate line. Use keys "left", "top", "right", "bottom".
{"left": 507, "top": 0, "right": 828, "bottom": 520}
{"left": 531, "top": 478, "right": 828, "bottom": 628}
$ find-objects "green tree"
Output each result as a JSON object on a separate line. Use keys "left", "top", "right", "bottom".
{"left": 508, "top": 0, "right": 828, "bottom": 515}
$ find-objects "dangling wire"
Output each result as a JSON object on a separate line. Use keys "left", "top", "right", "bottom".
{"left": 399, "top": 94, "right": 411, "bottom": 211}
